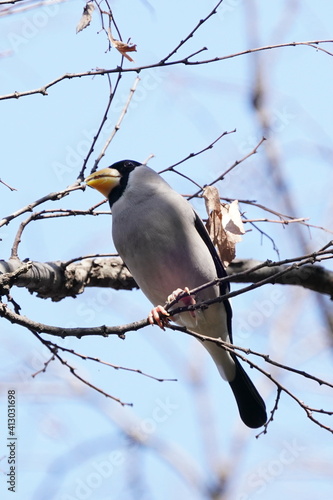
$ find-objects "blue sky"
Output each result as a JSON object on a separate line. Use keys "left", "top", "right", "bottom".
{"left": 0, "top": 1, "right": 333, "bottom": 499}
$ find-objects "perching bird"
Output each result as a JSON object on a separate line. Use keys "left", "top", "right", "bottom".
{"left": 85, "top": 160, "right": 267, "bottom": 428}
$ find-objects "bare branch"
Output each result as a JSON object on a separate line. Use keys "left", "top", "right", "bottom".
{"left": 0, "top": 244, "right": 332, "bottom": 301}
{"left": 160, "top": 0, "right": 224, "bottom": 63}
{"left": 1, "top": 40, "right": 332, "bottom": 101}
{"left": 244, "top": 217, "right": 309, "bottom": 225}
{"left": 31, "top": 331, "right": 132, "bottom": 406}
{"left": 188, "top": 136, "right": 266, "bottom": 200}
{"left": 44, "top": 341, "right": 177, "bottom": 382}
{"left": 0, "top": 261, "right": 32, "bottom": 296}
{"left": 158, "top": 129, "right": 236, "bottom": 175}
{"left": 0, "top": 178, "right": 17, "bottom": 191}
{"left": 0, "top": 299, "right": 148, "bottom": 337}
{"left": 77, "top": 71, "right": 123, "bottom": 181}
{"left": 11, "top": 207, "right": 112, "bottom": 259}
{"left": 227, "top": 255, "right": 333, "bottom": 297}
{"left": 0, "top": 0, "right": 24, "bottom": 4}
{"left": 167, "top": 325, "right": 333, "bottom": 434}
{"left": 0, "top": 183, "right": 84, "bottom": 228}
{"left": 90, "top": 76, "right": 140, "bottom": 173}
{"left": 0, "top": 244, "right": 332, "bottom": 342}
{"left": 0, "top": 256, "right": 137, "bottom": 301}
{"left": 0, "top": 0, "right": 65, "bottom": 11}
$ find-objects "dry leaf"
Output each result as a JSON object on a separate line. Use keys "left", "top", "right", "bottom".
{"left": 108, "top": 29, "right": 137, "bottom": 62}
{"left": 112, "top": 40, "right": 137, "bottom": 62}
{"left": 203, "top": 187, "right": 244, "bottom": 267}
{"left": 221, "top": 200, "right": 245, "bottom": 242}
{"left": 203, "top": 185, "right": 221, "bottom": 214}
{"left": 76, "top": 2, "right": 95, "bottom": 34}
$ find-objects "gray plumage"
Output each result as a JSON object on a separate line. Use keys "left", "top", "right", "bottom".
{"left": 87, "top": 160, "right": 267, "bottom": 428}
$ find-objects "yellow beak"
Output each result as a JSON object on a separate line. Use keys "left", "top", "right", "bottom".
{"left": 85, "top": 168, "right": 121, "bottom": 198}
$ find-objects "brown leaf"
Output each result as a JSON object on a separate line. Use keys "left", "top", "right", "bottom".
{"left": 111, "top": 40, "right": 137, "bottom": 62}
{"left": 203, "top": 187, "right": 244, "bottom": 267}
{"left": 203, "top": 185, "right": 221, "bottom": 214}
{"left": 221, "top": 200, "right": 245, "bottom": 241}
{"left": 76, "top": 2, "right": 95, "bottom": 34}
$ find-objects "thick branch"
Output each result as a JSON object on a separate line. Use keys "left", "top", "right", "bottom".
{"left": 228, "top": 258, "right": 333, "bottom": 298}
{"left": 0, "top": 256, "right": 137, "bottom": 301}
{"left": 0, "top": 300, "right": 147, "bottom": 337}
{"left": 0, "top": 256, "right": 332, "bottom": 300}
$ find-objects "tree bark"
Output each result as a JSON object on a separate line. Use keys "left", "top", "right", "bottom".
{"left": 0, "top": 257, "right": 332, "bottom": 301}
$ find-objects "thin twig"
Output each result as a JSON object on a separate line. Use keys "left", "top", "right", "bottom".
{"left": 10, "top": 207, "right": 111, "bottom": 259}
{"left": 77, "top": 71, "right": 123, "bottom": 181}
{"left": 31, "top": 331, "right": 132, "bottom": 406}
{"left": 244, "top": 217, "right": 309, "bottom": 225}
{"left": 90, "top": 76, "right": 141, "bottom": 173}
{"left": 159, "top": 0, "right": 224, "bottom": 63}
{"left": 167, "top": 325, "right": 333, "bottom": 434}
{"left": 94, "top": 0, "right": 123, "bottom": 49}
{"left": 1, "top": 40, "right": 332, "bottom": 101}
{"left": 257, "top": 388, "right": 282, "bottom": 437}
{"left": 0, "top": 0, "right": 66, "bottom": 12}
{"left": 237, "top": 199, "right": 333, "bottom": 234}
{"left": 0, "top": 184, "right": 84, "bottom": 228}
{"left": 0, "top": 178, "right": 17, "bottom": 191}
{"left": 31, "top": 354, "right": 56, "bottom": 377}
{"left": 187, "top": 137, "right": 266, "bottom": 201}
{"left": 45, "top": 341, "right": 177, "bottom": 382}
{"left": 159, "top": 130, "right": 235, "bottom": 173}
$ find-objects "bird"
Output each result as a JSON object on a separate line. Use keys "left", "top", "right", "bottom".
{"left": 85, "top": 160, "right": 267, "bottom": 428}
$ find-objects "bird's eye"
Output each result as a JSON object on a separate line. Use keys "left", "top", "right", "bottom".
{"left": 121, "top": 160, "right": 142, "bottom": 173}
{"left": 125, "top": 160, "right": 140, "bottom": 169}
{"left": 109, "top": 160, "right": 141, "bottom": 175}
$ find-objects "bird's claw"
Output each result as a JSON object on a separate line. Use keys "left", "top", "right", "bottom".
{"left": 167, "top": 287, "right": 196, "bottom": 317}
{"left": 167, "top": 287, "right": 191, "bottom": 304}
{"left": 148, "top": 305, "right": 170, "bottom": 330}
{"left": 148, "top": 287, "right": 197, "bottom": 330}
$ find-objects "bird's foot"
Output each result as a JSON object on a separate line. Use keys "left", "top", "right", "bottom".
{"left": 148, "top": 288, "right": 197, "bottom": 330}
{"left": 148, "top": 305, "right": 170, "bottom": 330}
{"left": 167, "top": 287, "right": 197, "bottom": 318}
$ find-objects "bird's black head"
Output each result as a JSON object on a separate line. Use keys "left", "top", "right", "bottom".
{"left": 85, "top": 160, "right": 143, "bottom": 208}
{"left": 108, "top": 159, "right": 142, "bottom": 174}
{"left": 107, "top": 160, "right": 142, "bottom": 207}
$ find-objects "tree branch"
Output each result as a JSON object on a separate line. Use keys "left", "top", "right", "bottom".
{"left": 0, "top": 299, "right": 148, "bottom": 338}
{"left": 1, "top": 252, "right": 331, "bottom": 301}
{"left": 0, "top": 256, "right": 137, "bottom": 301}
{"left": 0, "top": 184, "right": 84, "bottom": 228}
{"left": 228, "top": 257, "right": 333, "bottom": 298}
{"left": 167, "top": 325, "right": 333, "bottom": 435}
{"left": 159, "top": 0, "right": 224, "bottom": 63}
{"left": 1, "top": 40, "right": 332, "bottom": 101}
{"left": 2, "top": 294, "right": 332, "bottom": 432}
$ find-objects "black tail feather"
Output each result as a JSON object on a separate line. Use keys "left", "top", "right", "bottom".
{"left": 229, "top": 358, "right": 267, "bottom": 429}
